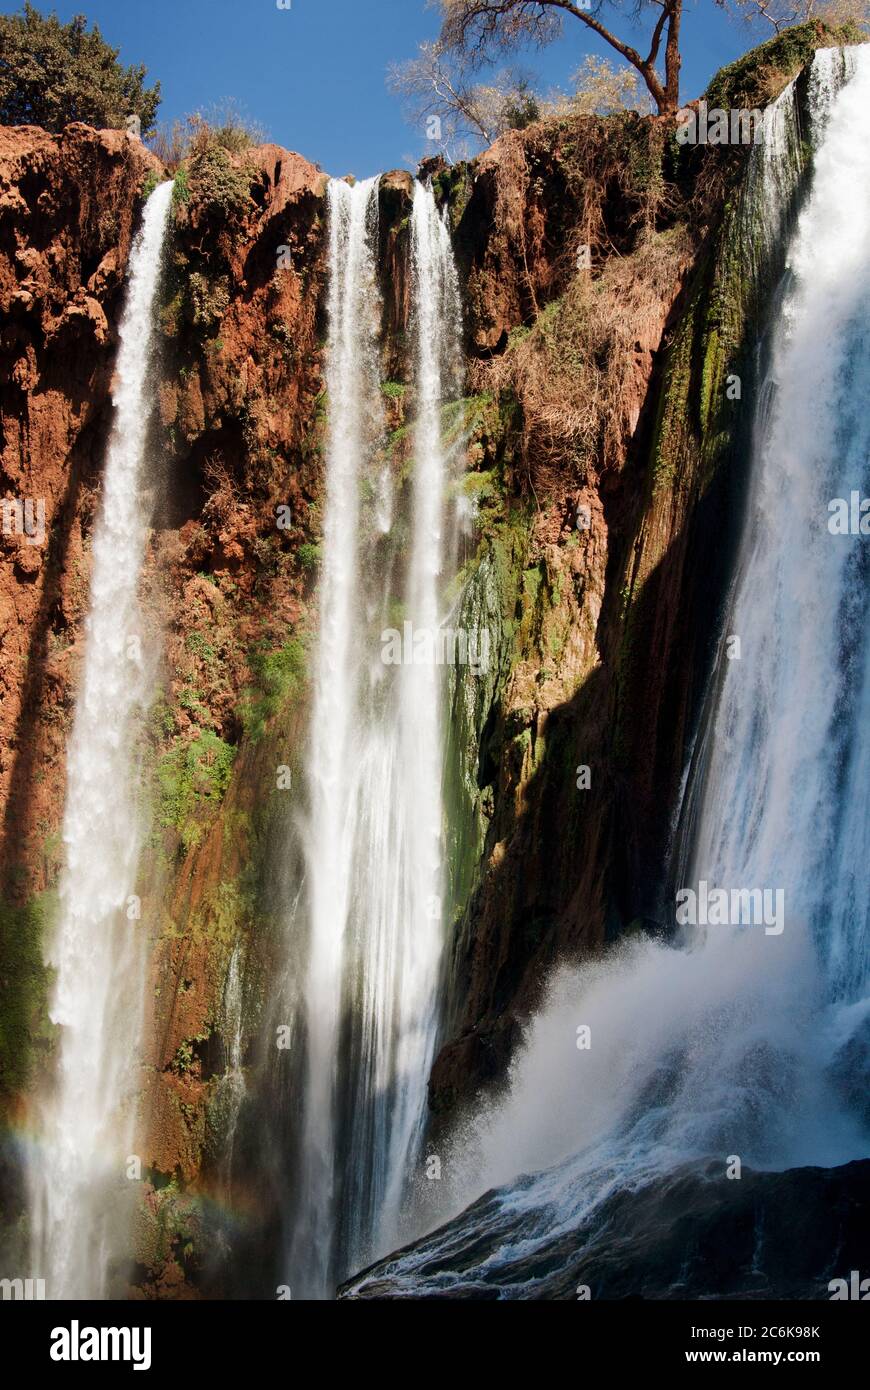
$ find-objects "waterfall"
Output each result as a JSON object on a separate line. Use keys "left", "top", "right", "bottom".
{"left": 289, "top": 177, "right": 381, "bottom": 1299}
{"left": 690, "top": 43, "right": 870, "bottom": 1013}
{"left": 217, "top": 943, "right": 247, "bottom": 1190}
{"left": 352, "top": 48, "right": 870, "bottom": 1294}
{"left": 291, "top": 179, "right": 461, "bottom": 1296}
{"left": 29, "top": 180, "right": 173, "bottom": 1300}
{"left": 380, "top": 182, "right": 462, "bottom": 1236}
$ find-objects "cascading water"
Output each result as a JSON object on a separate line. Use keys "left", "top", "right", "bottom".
{"left": 291, "top": 178, "right": 462, "bottom": 1297}
{"left": 377, "top": 182, "right": 463, "bottom": 1238}
{"left": 343, "top": 47, "right": 870, "bottom": 1297}
{"left": 689, "top": 44, "right": 870, "bottom": 1015}
{"left": 290, "top": 176, "right": 382, "bottom": 1299}
{"left": 29, "top": 180, "right": 173, "bottom": 1299}
{"left": 217, "top": 943, "right": 247, "bottom": 1190}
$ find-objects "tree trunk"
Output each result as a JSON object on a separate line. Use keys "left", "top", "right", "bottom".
{"left": 663, "top": 2, "right": 683, "bottom": 114}
{"left": 558, "top": 0, "right": 683, "bottom": 116}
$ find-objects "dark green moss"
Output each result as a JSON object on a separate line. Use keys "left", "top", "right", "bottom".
{"left": 172, "top": 166, "right": 190, "bottom": 207}
{"left": 0, "top": 894, "right": 56, "bottom": 1103}
{"left": 186, "top": 145, "right": 252, "bottom": 220}
{"left": 705, "top": 22, "right": 857, "bottom": 112}
{"left": 296, "top": 542, "right": 322, "bottom": 573}
{"left": 431, "top": 163, "right": 472, "bottom": 231}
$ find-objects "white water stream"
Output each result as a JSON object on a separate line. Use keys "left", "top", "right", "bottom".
{"left": 290, "top": 178, "right": 462, "bottom": 1296}
{"left": 30, "top": 180, "right": 173, "bottom": 1299}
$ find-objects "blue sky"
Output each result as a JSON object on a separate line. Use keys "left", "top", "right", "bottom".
{"left": 15, "top": 1, "right": 761, "bottom": 176}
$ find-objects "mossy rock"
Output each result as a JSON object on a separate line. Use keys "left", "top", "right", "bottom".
{"left": 705, "top": 21, "right": 860, "bottom": 112}
{"left": 186, "top": 145, "right": 253, "bottom": 221}
{"left": 0, "top": 894, "right": 56, "bottom": 1104}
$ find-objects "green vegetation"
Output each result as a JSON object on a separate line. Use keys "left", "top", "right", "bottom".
{"left": 150, "top": 104, "right": 266, "bottom": 173}
{"left": 185, "top": 631, "right": 216, "bottom": 662}
{"left": 381, "top": 381, "right": 406, "bottom": 399}
{"left": 456, "top": 467, "right": 501, "bottom": 514}
{"left": 432, "top": 162, "right": 473, "bottom": 231}
{"left": 157, "top": 732, "right": 237, "bottom": 852}
{"left": 150, "top": 695, "right": 176, "bottom": 740}
{"left": 186, "top": 143, "right": 252, "bottom": 220}
{"left": 240, "top": 639, "right": 307, "bottom": 742}
{"left": 172, "top": 167, "right": 190, "bottom": 208}
{"left": 141, "top": 170, "right": 160, "bottom": 200}
{"left": 0, "top": 3, "right": 160, "bottom": 134}
{"left": 0, "top": 894, "right": 56, "bottom": 1102}
{"left": 296, "top": 542, "right": 322, "bottom": 572}
{"left": 169, "top": 1034, "right": 209, "bottom": 1077}
{"left": 523, "top": 564, "right": 543, "bottom": 608}
{"left": 187, "top": 271, "right": 230, "bottom": 330}
{"left": 706, "top": 21, "right": 862, "bottom": 113}
{"left": 134, "top": 1175, "right": 201, "bottom": 1281}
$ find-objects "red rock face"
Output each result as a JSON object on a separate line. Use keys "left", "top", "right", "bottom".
{"left": 0, "top": 128, "right": 332, "bottom": 900}
{"left": 0, "top": 124, "right": 162, "bottom": 897}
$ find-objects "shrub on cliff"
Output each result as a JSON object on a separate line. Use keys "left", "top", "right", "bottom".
{"left": 157, "top": 730, "right": 236, "bottom": 854}
{"left": 0, "top": 3, "right": 160, "bottom": 134}
{"left": 150, "top": 103, "right": 266, "bottom": 173}
{"left": 186, "top": 142, "right": 254, "bottom": 222}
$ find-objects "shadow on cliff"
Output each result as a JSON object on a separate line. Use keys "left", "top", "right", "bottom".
{"left": 428, "top": 500, "right": 733, "bottom": 1117}
{"left": 0, "top": 393, "right": 115, "bottom": 900}
{"left": 429, "top": 371, "right": 754, "bottom": 1120}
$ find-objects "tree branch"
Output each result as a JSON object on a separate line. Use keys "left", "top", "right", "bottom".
{"left": 439, "top": 0, "right": 683, "bottom": 115}
{"left": 523, "top": 0, "right": 675, "bottom": 111}
{"left": 646, "top": 4, "right": 670, "bottom": 70}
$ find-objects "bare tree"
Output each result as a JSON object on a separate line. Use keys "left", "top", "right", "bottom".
{"left": 821, "top": 0, "right": 870, "bottom": 27}
{"left": 718, "top": 0, "right": 818, "bottom": 32}
{"left": 388, "top": 40, "right": 539, "bottom": 155}
{"left": 717, "top": 0, "right": 869, "bottom": 33}
{"left": 436, "top": 0, "right": 685, "bottom": 114}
